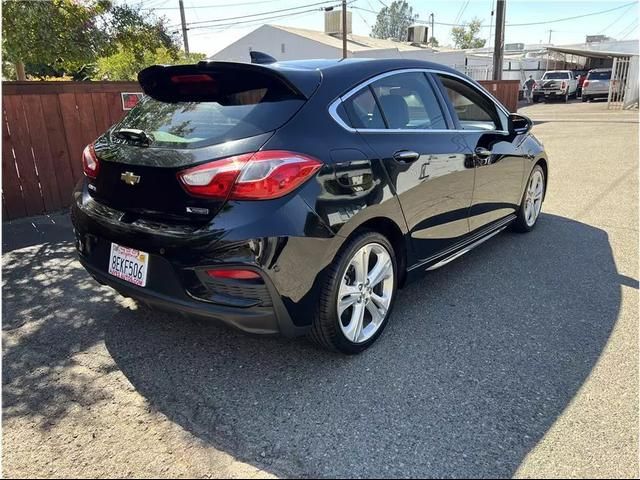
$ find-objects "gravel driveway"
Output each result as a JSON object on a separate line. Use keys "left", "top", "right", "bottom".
{"left": 3, "top": 101, "right": 638, "bottom": 478}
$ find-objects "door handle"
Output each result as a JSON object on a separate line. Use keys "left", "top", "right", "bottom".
{"left": 393, "top": 150, "right": 420, "bottom": 163}
{"left": 474, "top": 147, "right": 492, "bottom": 159}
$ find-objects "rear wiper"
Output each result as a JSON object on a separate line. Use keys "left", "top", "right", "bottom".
{"left": 114, "top": 128, "right": 154, "bottom": 146}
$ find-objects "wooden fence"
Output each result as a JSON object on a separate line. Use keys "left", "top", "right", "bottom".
{"left": 2, "top": 79, "right": 521, "bottom": 221}
{"left": 2, "top": 81, "right": 140, "bottom": 220}
{"left": 478, "top": 80, "right": 520, "bottom": 112}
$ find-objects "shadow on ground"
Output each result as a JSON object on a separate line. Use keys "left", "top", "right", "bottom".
{"left": 2, "top": 213, "right": 627, "bottom": 478}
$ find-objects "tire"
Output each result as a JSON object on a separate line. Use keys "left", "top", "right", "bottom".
{"left": 513, "top": 164, "right": 545, "bottom": 233}
{"left": 309, "top": 231, "right": 398, "bottom": 354}
{"left": 563, "top": 92, "right": 569, "bottom": 103}
{"left": 582, "top": 95, "right": 588, "bottom": 102}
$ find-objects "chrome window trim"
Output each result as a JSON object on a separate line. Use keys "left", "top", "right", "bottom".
{"left": 328, "top": 67, "right": 511, "bottom": 134}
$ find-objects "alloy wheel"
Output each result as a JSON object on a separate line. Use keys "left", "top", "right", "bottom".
{"left": 337, "top": 243, "right": 394, "bottom": 344}
{"left": 524, "top": 169, "right": 544, "bottom": 227}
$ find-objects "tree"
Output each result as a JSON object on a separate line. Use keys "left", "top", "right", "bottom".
{"left": 96, "top": 47, "right": 205, "bottom": 81}
{"left": 102, "top": 4, "right": 178, "bottom": 63}
{"left": 2, "top": 0, "right": 109, "bottom": 80}
{"left": 429, "top": 37, "right": 439, "bottom": 47}
{"left": 371, "top": 0, "right": 417, "bottom": 42}
{"left": 1, "top": 0, "right": 198, "bottom": 81}
{"left": 451, "top": 18, "right": 487, "bottom": 49}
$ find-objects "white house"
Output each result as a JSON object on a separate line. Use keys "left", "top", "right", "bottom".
{"left": 209, "top": 11, "right": 466, "bottom": 67}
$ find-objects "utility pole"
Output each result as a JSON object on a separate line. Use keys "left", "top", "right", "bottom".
{"left": 492, "top": 0, "right": 506, "bottom": 80}
{"left": 488, "top": 0, "right": 495, "bottom": 48}
{"left": 429, "top": 13, "right": 435, "bottom": 46}
{"left": 342, "top": 0, "right": 347, "bottom": 59}
{"left": 545, "top": 29, "right": 553, "bottom": 70}
{"left": 179, "top": 0, "right": 190, "bottom": 54}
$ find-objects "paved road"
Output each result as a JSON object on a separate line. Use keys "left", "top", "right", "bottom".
{"left": 3, "top": 101, "right": 638, "bottom": 478}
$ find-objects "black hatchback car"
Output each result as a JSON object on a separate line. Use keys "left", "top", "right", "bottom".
{"left": 72, "top": 57, "right": 548, "bottom": 354}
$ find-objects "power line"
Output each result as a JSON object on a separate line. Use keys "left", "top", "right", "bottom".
{"left": 599, "top": 4, "right": 635, "bottom": 35}
{"left": 620, "top": 24, "right": 638, "bottom": 40}
{"left": 183, "top": 6, "right": 337, "bottom": 31}
{"left": 189, "top": 9, "right": 320, "bottom": 36}
{"left": 354, "top": 8, "right": 372, "bottom": 30}
{"left": 617, "top": 18, "right": 638, "bottom": 39}
{"left": 352, "top": 6, "right": 484, "bottom": 27}
{"left": 507, "top": 1, "right": 637, "bottom": 26}
{"left": 179, "top": 0, "right": 338, "bottom": 27}
{"left": 353, "top": 1, "right": 637, "bottom": 28}
{"left": 144, "top": 0, "right": 275, "bottom": 10}
{"left": 454, "top": 0, "right": 471, "bottom": 26}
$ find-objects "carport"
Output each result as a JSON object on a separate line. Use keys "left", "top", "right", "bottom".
{"left": 546, "top": 45, "right": 639, "bottom": 109}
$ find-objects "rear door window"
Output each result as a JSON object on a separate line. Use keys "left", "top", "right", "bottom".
{"left": 115, "top": 82, "right": 305, "bottom": 149}
{"left": 542, "top": 72, "right": 570, "bottom": 80}
{"left": 369, "top": 72, "right": 447, "bottom": 130}
{"left": 587, "top": 71, "right": 612, "bottom": 80}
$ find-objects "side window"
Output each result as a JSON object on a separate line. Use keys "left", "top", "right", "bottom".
{"left": 341, "top": 87, "right": 385, "bottom": 129}
{"left": 370, "top": 72, "right": 447, "bottom": 130}
{"left": 437, "top": 74, "right": 503, "bottom": 131}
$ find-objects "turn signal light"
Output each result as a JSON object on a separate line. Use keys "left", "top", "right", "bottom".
{"left": 82, "top": 143, "right": 100, "bottom": 179}
{"left": 206, "top": 269, "right": 261, "bottom": 280}
{"left": 178, "top": 150, "right": 322, "bottom": 200}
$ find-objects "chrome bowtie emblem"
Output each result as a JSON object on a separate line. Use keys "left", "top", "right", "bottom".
{"left": 120, "top": 171, "right": 141, "bottom": 186}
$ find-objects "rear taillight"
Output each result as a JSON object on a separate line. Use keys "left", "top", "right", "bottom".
{"left": 178, "top": 150, "right": 322, "bottom": 200}
{"left": 583, "top": 80, "right": 589, "bottom": 88}
{"left": 561, "top": 81, "right": 567, "bottom": 90}
{"left": 82, "top": 143, "right": 99, "bottom": 179}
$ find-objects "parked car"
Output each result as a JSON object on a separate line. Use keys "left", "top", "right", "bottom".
{"left": 533, "top": 70, "right": 578, "bottom": 102}
{"left": 71, "top": 57, "right": 548, "bottom": 354}
{"left": 582, "top": 68, "right": 615, "bottom": 102}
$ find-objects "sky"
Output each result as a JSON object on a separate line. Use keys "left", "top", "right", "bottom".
{"left": 134, "top": 0, "right": 640, "bottom": 57}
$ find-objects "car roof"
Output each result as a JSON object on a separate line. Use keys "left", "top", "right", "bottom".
{"left": 262, "top": 58, "right": 469, "bottom": 98}
{"left": 268, "top": 57, "right": 462, "bottom": 76}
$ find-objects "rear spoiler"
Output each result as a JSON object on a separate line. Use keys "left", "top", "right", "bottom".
{"left": 138, "top": 61, "right": 320, "bottom": 103}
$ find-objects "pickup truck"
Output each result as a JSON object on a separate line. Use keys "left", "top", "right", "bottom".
{"left": 533, "top": 70, "right": 578, "bottom": 102}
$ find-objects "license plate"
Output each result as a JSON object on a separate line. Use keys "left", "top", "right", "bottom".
{"left": 108, "top": 243, "right": 149, "bottom": 287}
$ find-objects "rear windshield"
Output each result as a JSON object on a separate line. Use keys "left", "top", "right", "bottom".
{"left": 114, "top": 89, "right": 305, "bottom": 149}
{"left": 543, "top": 72, "right": 570, "bottom": 79}
{"left": 587, "top": 71, "right": 611, "bottom": 80}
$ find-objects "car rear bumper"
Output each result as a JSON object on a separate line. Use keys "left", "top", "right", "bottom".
{"left": 583, "top": 90, "right": 609, "bottom": 97}
{"left": 533, "top": 90, "right": 567, "bottom": 98}
{"left": 74, "top": 233, "right": 308, "bottom": 337}
{"left": 79, "top": 254, "right": 291, "bottom": 335}
{"left": 70, "top": 179, "right": 336, "bottom": 338}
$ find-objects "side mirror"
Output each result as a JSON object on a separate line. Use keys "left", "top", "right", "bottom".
{"left": 509, "top": 113, "right": 533, "bottom": 135}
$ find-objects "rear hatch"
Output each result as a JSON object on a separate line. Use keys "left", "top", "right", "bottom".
{"left": 89, "top": 62, "right": 320, "bottom": 221}
{"left": 585, "top": 70, "right": 611, "bottom": 93}
{"left": 541, "top": 73, "right": 570, "bottom": 90}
